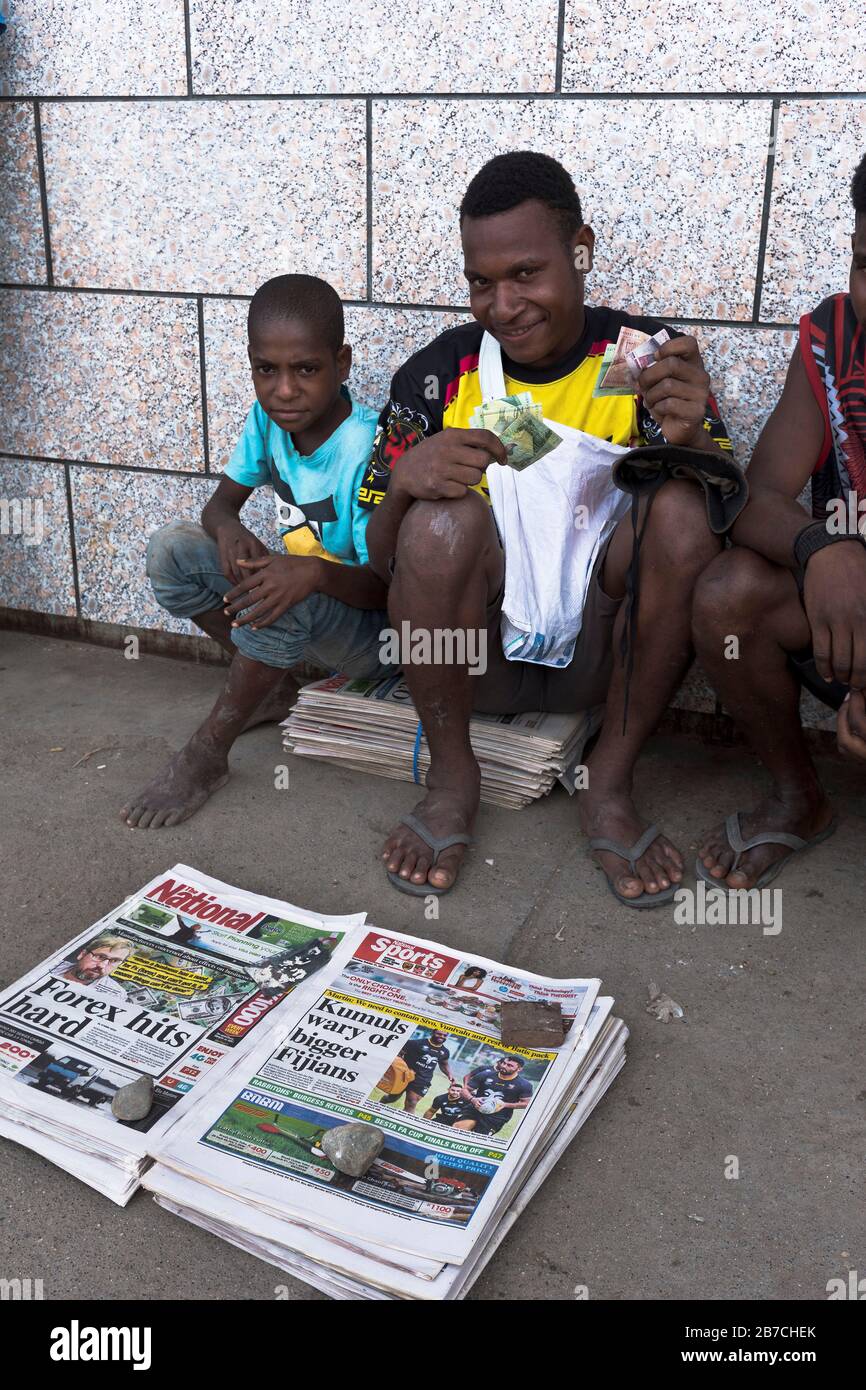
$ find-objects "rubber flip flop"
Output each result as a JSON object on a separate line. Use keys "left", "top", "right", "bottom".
{"left": 386, "top": 812, "right": 474, "bottom": 897}
{"left": 589, "top": 822, "right": 678, "bottom": 909}
{"left": 695, "top": 811, "right": 838, "bottom": 891}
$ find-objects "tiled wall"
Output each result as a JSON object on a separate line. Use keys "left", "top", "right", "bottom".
{"left": 0, "top": 3, "right": 864, "bottom": 685}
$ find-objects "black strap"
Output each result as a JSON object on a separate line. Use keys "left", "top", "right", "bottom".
{"left": 618, "top": 473, "right": 665, "bottom": 735}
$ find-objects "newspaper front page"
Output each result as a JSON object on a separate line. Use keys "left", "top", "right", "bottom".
{"left": 0, "top": 865, "right": 365, "bottom": 1189}
{"left": 150, "top": 925, "right": 601, "bottom": 1268}
{"left": 146, "top": 998, "right": 624, "bottom": 1299}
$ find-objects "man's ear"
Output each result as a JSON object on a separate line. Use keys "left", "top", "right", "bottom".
{"left": 337, "top": 343, "right": 352, "bottom": 383}
{"left": 572, "top": 224, "right": 595, "bottom": 275}
{"left": 247, "top": 343, "right": 253, "bottom": 367}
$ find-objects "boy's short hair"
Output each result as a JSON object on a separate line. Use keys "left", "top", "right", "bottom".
{"left": 851, "top": 152, "right": 866, "bottom": 217}
{"left": 248, "top": 274, "right": 344, "bottom": 354}
{"left": 459, "top": 152, "right": 583, "bottom": 249}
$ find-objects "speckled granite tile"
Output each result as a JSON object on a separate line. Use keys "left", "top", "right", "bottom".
{"left": 0, "top": 290, "right": 204, "bottom": 469}
{"left": 372, "top": 100, "right": 768, "bottom": 319}
{"left": 189, "top": 0, "right": 558, "bottom": 94}
{"left": 203, "top": 298, "right": 469, "bottom": 470}
{"left": 562, "top": 1, "right": 865, "bottom": 93}
{"left": 761, "top": 101, "right": 866, "bottom": 324}
{"left": 675, "top": 324, "right": 798, "bottom": 463}
{"left": 70, "top": 467, "right": 277, "bottom": 632}
{"left": 0, "top": 458, "right": 76, "bottom": 616}
{"left": 0, "top": 103, "right": 47, "bottom": 283}
{"left": 42, "top": 101, "right": 366, "bottom": 295}
{"left": 0, "top": 0, "right": 186, "bottom": 97}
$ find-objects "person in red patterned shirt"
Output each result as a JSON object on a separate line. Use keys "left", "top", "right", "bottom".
{"left": 695, "top": 151, "right": 866, "bottom": 891}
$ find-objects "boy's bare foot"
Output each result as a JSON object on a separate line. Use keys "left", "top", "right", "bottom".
{"left": 580, "top": 782, "right": 683, "bottom": 899}
{"left": 120, "top": 736, "right": 229, "bottom": 829}
{"left": 382, "top": 764, "right": 480, "bottom": 892}
{"left": 697, "top": 793, "right": 834, "bottom": 889}
{"left": 240, "top": 670, "right": 299, "bottom": 732}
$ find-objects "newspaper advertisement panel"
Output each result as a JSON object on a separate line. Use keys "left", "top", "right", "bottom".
{"left": 154, "top": 927, "right": 599, "bottom": 1265}
{"left": 0, "top": 864, "right": 364, "bottom": 1152}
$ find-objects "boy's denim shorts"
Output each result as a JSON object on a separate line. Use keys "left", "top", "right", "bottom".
{"left": 146, "top": 521, "right": 393, "bottom": 678}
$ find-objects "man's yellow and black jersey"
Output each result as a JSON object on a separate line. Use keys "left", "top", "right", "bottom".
{"left": 357, "top": 305, "right": 732, "bottom": 510}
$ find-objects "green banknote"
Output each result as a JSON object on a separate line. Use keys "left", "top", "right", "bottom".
{"left": 497, "top": 411, "right": 562, "bottom": 469}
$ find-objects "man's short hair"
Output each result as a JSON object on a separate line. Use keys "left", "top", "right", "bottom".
{"left": 498, "top": 1054, "right": 525, "bottom": 1068}
{"left": 851, "top": 152, "right": 866, "bottom": 217}
{"left": 248, "top": 274, "right": 344, "bottom": 354}
{"left": 460, "top": 152, "right": 583, "bottom": 249}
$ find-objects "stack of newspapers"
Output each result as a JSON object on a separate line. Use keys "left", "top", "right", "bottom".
{"left": 145, "top": 903, "right": 627, "bottom": 1300}
{"left": 0, "top": 866, "right": 627, "bottom": 1300}
{"left": 0, "top": 866, "right": 365, "bottom": 1204}
{"left": 282, "top": 673, "right": 601, "bottom": 809}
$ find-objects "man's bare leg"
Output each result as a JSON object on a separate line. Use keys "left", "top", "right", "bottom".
{"left": 192, "top": 605, "right": 299, "bottom": 729}
{"left": 121, "top": 651, "right": 287, "bottom": 828}
{"left": 579, "top": 481, "right": 723, "bottom": 899}
{"left": 381, "top": 493, "right": 503, "bottom": 892}
{"left": 693, "top": 547, "right": 834, "bottom": 887}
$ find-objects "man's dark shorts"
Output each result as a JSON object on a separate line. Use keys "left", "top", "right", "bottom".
{"left": 471, "top": 534, "right": 621, "bottom": 716}
{"left": 405, "top": 1074, "right": 434, "bottom": 1098}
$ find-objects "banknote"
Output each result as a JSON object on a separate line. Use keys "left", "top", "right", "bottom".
{"left": 470, "top": 394, "right": 560, "bottom": 468}
{"left": 470, "top": 392, "right": 534, "bottom": 433}
{"left": 593, "top": 341, "right": 638, "bottom": 397}
{"left": 497, "top": 410, "right": 562, "bottom": 469}
{"left": 626, "top": 327, "right": 671, "bottom": 378}
{"left": 594, "top": 325, "right": 650, "bottom": 396}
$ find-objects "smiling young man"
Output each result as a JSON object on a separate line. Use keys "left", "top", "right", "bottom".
{"left": 362, "top": 152, "right": 732, "bottom": 902}
{"left": 693, "top": 152, "right": 866, "bottom": 890}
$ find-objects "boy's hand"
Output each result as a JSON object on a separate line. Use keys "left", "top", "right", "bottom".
{"left": 215, "top": 519, "right": 269, "bottom": 584}
{"left": 837, "top": 690, "right": 866, "bottom": 763}
{"left": 803, "top": 541, "right": 866, "bottom": 687}
{"left": 392, "top": 429, "right": 507, "bottom": 501}
{"left": 638, "top": 335, "right": 714, "bottom": 449}
{"left": 223, "top": 554, "right": 322, "bottom": 629}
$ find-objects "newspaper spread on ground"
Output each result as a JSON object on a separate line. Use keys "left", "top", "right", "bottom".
{"left": 0, "top": 865, "right": 365, "bottom": 1203}
{"left": 282, "top": 674, "right": 601, "bottom": 809}
{"left": 146, "top": 921, "right": 627, "bottom": 1299}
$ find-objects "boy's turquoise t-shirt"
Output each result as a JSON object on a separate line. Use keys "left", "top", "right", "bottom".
{"left": 224, "top": 394, "right": 379, "bottom": 566}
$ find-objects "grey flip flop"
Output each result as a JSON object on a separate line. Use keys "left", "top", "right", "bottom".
{"left": 386, "top": 812, "right": 474, "bottom": 897}
{"left": 589, "top": 822, "right": 678, "bottom": 909}
{"left": 695, "top": 811, "right": 838, "bottom": 891}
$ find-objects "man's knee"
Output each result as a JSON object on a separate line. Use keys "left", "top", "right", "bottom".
{"left": 692, "top": 547, "right": 784, "bottom": 638}
{"left": 646, "top": 480, "right": 721, "bottom": 573}
{"left": 394, "top": 492, "right": 494, "bottom": 580}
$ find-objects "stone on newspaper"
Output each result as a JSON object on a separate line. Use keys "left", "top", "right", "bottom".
{"left": 321, "top": 1121, "right": 385, "bottom": 1177}
{"left": 500, "top": 999, "right": 565, "bottom": 1048}
{"left": 111, "top": 1073, "right": 154, "bottom": 1122}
